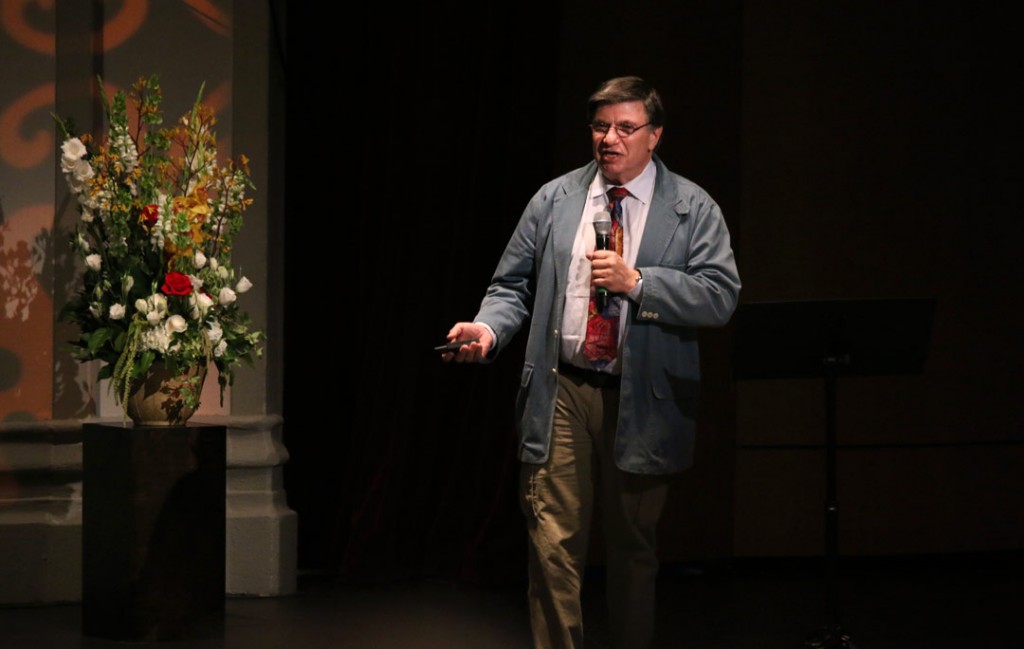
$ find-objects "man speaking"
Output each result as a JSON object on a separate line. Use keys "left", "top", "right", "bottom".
{"left": 443, "top": 76, "right": 741, "bottom": 649}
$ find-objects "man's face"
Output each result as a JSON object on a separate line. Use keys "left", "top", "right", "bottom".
{"left": 591, "top": 101, "right": 663, "bottom": 185}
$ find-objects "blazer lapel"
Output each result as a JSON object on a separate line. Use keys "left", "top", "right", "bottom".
{"left": 636, "top": 158, "right": 689, "bottom": 267}
{"left": 552, "top": 164, "right": 596, "bottom": 294}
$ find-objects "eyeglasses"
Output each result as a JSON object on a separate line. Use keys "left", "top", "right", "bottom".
{"left": 588, "top": 121, "right": 651, "bottom": 137}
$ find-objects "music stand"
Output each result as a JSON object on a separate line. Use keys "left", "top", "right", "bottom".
{"left": 732, "top": 298, "right": 936, "bottom": 649}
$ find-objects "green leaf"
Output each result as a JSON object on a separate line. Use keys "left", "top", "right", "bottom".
{"left": 85, "top": 328, "right": 113, "bottom": 355}
{"left": 137, "top": 350, "right": 155, "bottom": 376}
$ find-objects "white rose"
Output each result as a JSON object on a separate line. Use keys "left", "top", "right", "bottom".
{"left": 217, "top": 266, "right": 229, "bottom": 280}
{"left": 135, "top": 298, "right": 148, "bottom": 312}
{"left": 151, "top": 293, "right": 167, "bottom": 312}
{"left": 235, "top": 276, "right": 252, "bottom": 293}
{"left": 218, "top": 287, "right": 237, "bottom": 306}
{"left": 209, "top": 257, "right": 219, "bottom": 270}
{"left": 214, "top": 339, "right": 228, "bottom": 358}
{"left": 109, "top": 304, "right": 125, "bottom": 320}
{"left": 147, "top": 310, "right": 163, "bottom": 325}
{"left": 194, "top": 251, "right": 207, "bottom": 269}
{"left": 165, "top": 314, "right": 188, "bottom": 334}
{"left": 85, "top": 254, "right": 102, "bottom": 272}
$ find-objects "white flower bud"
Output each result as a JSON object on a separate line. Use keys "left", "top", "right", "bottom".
{"left": 218, "top": 287, "right": 237, "bottom": 306}
{"left": 197, "top": 291, "right": 214, "bottom": 311}
{"left": 152, "top": 293, "right": 167, "bottom": 312}
{"left": 190, "top": 291, "right": 214, "bottom": 319}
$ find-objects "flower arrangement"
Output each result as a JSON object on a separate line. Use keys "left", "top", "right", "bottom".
{"left": 55, "top": 74, "right": 263, "bottom": 413}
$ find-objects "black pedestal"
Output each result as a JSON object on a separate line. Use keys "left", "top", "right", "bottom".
{"left": 82, "top": 423, "right": 226, "bottom": 642}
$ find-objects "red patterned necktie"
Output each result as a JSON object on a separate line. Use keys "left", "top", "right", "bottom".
{"left": 582, "top": 187, "right": 629, "bottom": 369}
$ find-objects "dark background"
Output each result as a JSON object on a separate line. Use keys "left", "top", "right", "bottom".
{"left": 283, "top": 0, "right": 1023, "bottom": 582}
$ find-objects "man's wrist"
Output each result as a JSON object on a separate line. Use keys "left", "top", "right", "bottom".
{"left": 476, "top": 321, "right": 497, "bottom": 349}
{"left": 628, "top": 268, "right": 644, "bottom": 301}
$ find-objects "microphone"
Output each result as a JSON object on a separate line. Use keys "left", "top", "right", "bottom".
{"left": 592, "top": 210, "right": 612, "bottom": 311}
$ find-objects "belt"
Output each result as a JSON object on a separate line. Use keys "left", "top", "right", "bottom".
{"left": 558, "top": 362, "right": 621, "bottom": 389}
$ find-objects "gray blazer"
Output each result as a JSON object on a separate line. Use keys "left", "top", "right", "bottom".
{"left": 475, "top": 157, "right": 741, "bottom": 475}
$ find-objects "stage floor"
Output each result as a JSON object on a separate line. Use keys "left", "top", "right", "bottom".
{"left": 0, "top": 551, "right": 1018, "bottom": 648}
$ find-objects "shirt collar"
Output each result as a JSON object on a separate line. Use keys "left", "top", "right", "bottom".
{"left": 591, "top": 159, "right": 657, "bottom": 205}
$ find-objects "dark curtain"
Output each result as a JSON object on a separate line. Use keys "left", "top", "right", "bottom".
{"left": 285, "top": 0, "right": 745, "bottom": 584}
{"left": 284, "top": 0, "right": 1024, "bottom": 588}
{"left": 285, "top": 1, "right": 565, "bottom": 584}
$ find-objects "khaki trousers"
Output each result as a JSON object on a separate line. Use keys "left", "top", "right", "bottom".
{"left": 520, "top": 371, "right": 671, "bottom": 649}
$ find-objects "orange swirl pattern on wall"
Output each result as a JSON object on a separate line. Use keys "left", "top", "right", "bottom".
{"left": 0, "top": 83, "right": 54, "bottom": 169}
{"left": 0, "top": 0, "right": 149, "bottom": 55}
{"left": 1, "top": 0, "right": 233, "bottom": 422}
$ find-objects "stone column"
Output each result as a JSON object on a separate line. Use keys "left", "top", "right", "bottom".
{"left": 222, "top": 414, "right": 297, "bottom": 596}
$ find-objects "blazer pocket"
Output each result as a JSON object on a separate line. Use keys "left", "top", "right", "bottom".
{"left": 651, "top": 371, "right": 700, "bottom": 403}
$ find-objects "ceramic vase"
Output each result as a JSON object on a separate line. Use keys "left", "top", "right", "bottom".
{"left": 125, "top": 362, "right": 207, "bottom": 426}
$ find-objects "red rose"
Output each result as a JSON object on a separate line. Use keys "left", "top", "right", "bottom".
{"left": 141, "top": 204, "right": 159, "bottom": 227}
{"left": 161, "top": 271, "right": 193, "bottom": 296}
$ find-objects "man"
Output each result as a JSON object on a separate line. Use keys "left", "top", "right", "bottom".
{"left": 443, "top": 76, "right": 740, "bottom": 649}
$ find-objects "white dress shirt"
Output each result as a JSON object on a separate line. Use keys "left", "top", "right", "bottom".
{"left": 560, "top": 159, "right": 656, "bottom": 373}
